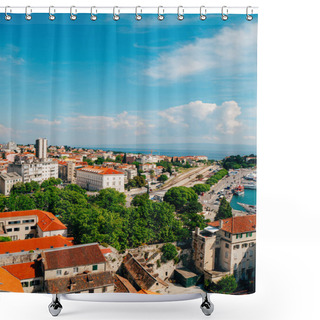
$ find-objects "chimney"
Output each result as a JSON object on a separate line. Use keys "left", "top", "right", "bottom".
{"left": 195, "top": 227, "right": 200, "bottom": 235}
{"left": 219, "top": 220, "right": 223, "bottom": 229}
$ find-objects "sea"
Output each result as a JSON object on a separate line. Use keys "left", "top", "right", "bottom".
{"left": 230, "top": 189, "right": 256, "bottom": 211}
{"left": 86, "top": 143, "right": 256, "bottom": 160}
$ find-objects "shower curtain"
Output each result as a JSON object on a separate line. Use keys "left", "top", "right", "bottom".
{"left": 0, "top": 11, "right": 257, "bottom": 296}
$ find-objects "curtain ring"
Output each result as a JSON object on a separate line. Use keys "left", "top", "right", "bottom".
{"left": 70, "top": 6, "right": 77, "bottom": 21}
{"left": 158, "top": 6, "right": 164, "bottom": 21}
{"left": 5, "top": 6, "right": 12, "bottom": 21}
{"left": 49, "top": 6, "right": 55, "bottom": 21}
{"left": 200, "top": 6, "right": 207, "bottom": 21}
{"left": 25, "top": 6, "right": 32, "bottom": 21}
{"left": 221, "top": 6, "right": 228, "bottom": 21}
{"left": 177, "top": 6, "right": 184, "bottom": 21}
{"left": 246, "top": 6, "right": 253, "bottom": 21}
{"left": 113, "top": 6, "right": 120, "bottom": 21}
{"left": 90, "top": 6, "right": 97, "bottom": 21}
{"left": 135, "top": 6, "right": 142, "bottom": 21}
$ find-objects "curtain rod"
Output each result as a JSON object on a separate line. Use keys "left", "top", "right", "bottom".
{"left": 0, "top": 6, "right": 258, "bottom": 15}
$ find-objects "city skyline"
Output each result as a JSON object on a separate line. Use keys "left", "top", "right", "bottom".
{"left": 0, "top": 14, "right": 257, "bottom": 148}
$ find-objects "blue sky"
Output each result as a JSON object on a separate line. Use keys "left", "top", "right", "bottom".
{"left": 0, "top": 14, "right": 257, "bottom": 148}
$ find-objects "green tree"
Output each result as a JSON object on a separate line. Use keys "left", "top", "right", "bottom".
{"left": 216, "top": 275, "right": 238, "bottom": 294}
{"left": 0, "top": 195, "right": 6, "bottom": 211}
{"left": 161, "top": 243, "right": 178, "bottom": 262}
{"left": 157, "top": 174, "right": 168, "bottom": 183}
{"left": 163, "top": 186, "right": 198, "bottom": 211}
{"left": 215, "top": 197, "right": 233, "bottom": 220}
{"left": 196, "top": 174, "right": 203, "bottom": 180}
{"left": 92, "top": 188, "right": 126, "bottom": 210}
{"left": 0, "top": 236, "right": 11, "bottom": 242}
{"left": 192, "top": 184, "right": 210, "bottom": 195}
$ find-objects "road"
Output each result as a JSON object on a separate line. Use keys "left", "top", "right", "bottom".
{"left": 199, "top": 168, "right": 255, "bottom": 221}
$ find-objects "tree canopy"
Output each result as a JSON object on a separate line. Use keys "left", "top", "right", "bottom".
{"left": 215, "top": 197, "right": 233, "bottom": 220}
{"left": 163, "top": 186, "right": 198, "bottom": 211}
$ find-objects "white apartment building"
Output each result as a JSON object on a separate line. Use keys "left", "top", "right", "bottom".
{"left": 7, "top": 158, "right": 58, "bottom": 184}
{"left": 35, "top": 138, "right": 48, "bottom": 160}
{"left": 0, "top": 210, "right": 67, "bottom": 241}
{"left": 0, "top": 172, "right": 23, "bottom": 195}
{"left": 76, "top": 166, "right": 125, "bottom": 192}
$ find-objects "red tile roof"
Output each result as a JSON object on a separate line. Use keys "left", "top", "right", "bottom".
{"left": 2, "top": 261, "right": 42, "bottom": 280}
{"left": 0, "top": 267, "right": 24, "bottom": 292}
{"left": 100, "top": 248, "right": 112, "bottom": 255}
{"left": 77, "top": 166, "right": 124, "bottom": 175}
{"left": 208, "top": 214, "right": 256, "bottom": 234}
{"left": 0, "top": 210, "right": 67, "bottom": 232}
{"left": 114, "top": 274, "right": 138, "bottom": 293}
{"left": 42, "top": 244, "right": 106, "bottom": 270}
{"left": 0, "top": 235, "right": 73, "bottom": 255}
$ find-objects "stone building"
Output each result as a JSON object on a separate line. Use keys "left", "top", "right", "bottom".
{"left": 192, "top": 215, "right": 256, "bottom": 289}
{"left": 42, "top": 243, "right": 114, "bottom": 294}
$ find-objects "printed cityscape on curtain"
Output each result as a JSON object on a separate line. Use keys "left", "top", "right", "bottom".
{"left": 0, "top": 14, "right": 257, "bottom": 295}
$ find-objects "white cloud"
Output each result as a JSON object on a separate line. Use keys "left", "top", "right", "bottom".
{"left": 215, "top": 101, "right": 242, "bottom": 134}
{"left": 64, "top": 111, "right": 154, "bottom": 135}
{"left": 159, "top": 101, "right": 217, "bottom": 126}
{"left": 145, "top": 23, "right": 257, "bottom": 80}
{"left": 0, "top": 55, "right": 25, "bottom": 65}
{"left": 30, "top": 118, "right": 61, "bottom": 126}
{"left": 0, "top": 124, "right": 12, "bottom": 135}
{"left": 159, "top": 100, "right": 242, "bottom": 135}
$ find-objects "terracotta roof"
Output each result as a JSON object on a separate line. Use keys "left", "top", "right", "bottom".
{"left": 208, "top": 214, "right": 256, "bottom": 234}
{"left": 100, "top": 248, "right": 112, "bottom": 255}
{"left": 0, "top": 235, "right": 73, "bottom": 255}
{"left": 2, "top": 261, "right": 42, "bottom": 280}
{"left": 0, "top": 267, "right": 24, "bottom": 292}
{"left": 77, "top": 166, "right": 124, "bottom": 175}
{"left": 123, "top": 253, "right": 167, "bottom": 290}
{"left": 114, "top": 274, "right": 138, "bottom": 293}
{"left": 45, "top": 271, "right": 113, "bottom": 294}
{"left": 42, "top": 244, "right": 106, "bottom": 270}
{"left": 137, "top": 289, "right": 160, "bottom": 295}
{"left": 0, "top": 210, "right": 67, "bottom": 232}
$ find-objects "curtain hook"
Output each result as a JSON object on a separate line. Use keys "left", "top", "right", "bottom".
{"left": 177, "top": 6, "right": 184, "bottom": 21}
{"left": 90, "top": 6, "right": 97, "bottom": 21}
{"left": 49, "top": 6, "right": 56, "bottom": 21}
{"left": 246, "top": 6, "right": 253, "bottom": 21}
{"left": 5, "top": 6, "right": 12, "bottom": 21}
{"left": 70, "top": 6, "right": 77, "bottom": 21}
{"left": 113, "top": 6, "right": 120, "bottom": 21}
{"left": 158, "top": 6, "right": 164, "bottom": 21}
{"left": 135, "top": 6, "right": 142, "bottom": 21}
{"left": 221, "top": 6, "right": 228, "bottom": 21}
{"left": 25, "top": 6, "right": 32, "bottom": 21}
{"left": 200, "top": 6, "right": 207, "bottom": 21}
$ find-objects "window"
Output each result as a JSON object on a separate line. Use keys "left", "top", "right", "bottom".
{"left": 73, "top": 267, "right": 79, "bottom": 273}
{"left": 25, "top": 226, "right": 29, "bottom": 230}
{"left": 8, "top": 220, "right": 21, "bottom": 225}
{"left": 92, "top": 265, "right": 98, "bottom": 271}
{"left": 250, "top": 250, "right": 253, "bottom": 257}
{"left": 22, "top": 282, "right": 29, "bottom": 288}
{"left": 6, "top": 228, "right": 12, "bottom": 232}
{"left": 30, "top": 280, "right": 40, "bottom": 286}
{"left": 225, "top": 243, "right": 229, "bottom": 248}
{"left": 56, "top": 270, "right": 62, "bottom": 276}
{"left": 242, "top": 243, "right": 248, "bottom": 248}
{"left": 225, "top": 252, "right": 229, "bottom": 259}
{"left": 14, "top": 227, "right": 20, "bottom": 232}
{"left": 233, "top": 245, "right": 240, "bottom": 249}
{"left": 22, "top": 219, "right": 35, "bottom": 224}
{"left": 249, "top": 242, "right": 255, "bottom": 247}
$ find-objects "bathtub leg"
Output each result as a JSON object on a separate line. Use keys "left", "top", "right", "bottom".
{"left": 200, "top": 293, "right": 214, "bottom": 316}
{"left": 48, "top": 294, "right": 63, "bottom": 317}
